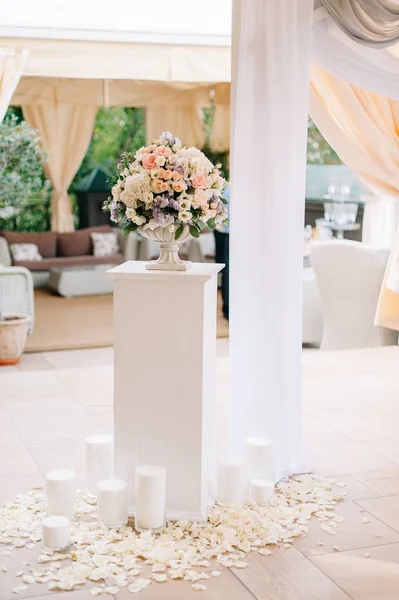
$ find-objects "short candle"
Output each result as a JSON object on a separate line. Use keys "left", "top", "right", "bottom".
{"left": 97, "top": 479, "right": 128, "bottom": 527}
{"left": 217, "top": 461, "right": 245, "bottom": 505}
{"left": 135, "top": 465, "right": 166, "bottom": 532}
{"left": 46, "top": 468, "right": 76, "bottom": 519}
{"left": 250, "top": 479, "right": 274, "bottom": 505}
{"left": 42, "top": 515, "right": 70, "bottom": 550}
{"left": 85, "top": 434, "right": 113, "bottom": 497}
{"left": 245, "top": 437, "right": 274, "bottom": 482}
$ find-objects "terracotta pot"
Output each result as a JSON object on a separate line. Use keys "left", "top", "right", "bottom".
{"left": 139, "top": 225, "right": 192, "bottom": 271}
{"left": 0, "top": 315, "right": 29, "bottom": 365}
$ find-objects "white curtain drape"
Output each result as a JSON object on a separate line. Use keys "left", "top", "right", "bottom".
{"left": 229, "top": 0, "right": 313, "bottom": 476}
{"left": 23, "top": 104, "right": 97, "bottom": 232}
{"left": 0, "top": 48, "right": 28, "bottom": 122}
{"left": 312, "top": 19, "right": 399, "bottom": 100}
{"left": 146, "top": 106, "right": 205, "bottom": 147}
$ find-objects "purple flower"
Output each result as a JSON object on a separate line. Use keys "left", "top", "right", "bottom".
{"left": 152, "top": 208, "right": 175, "bottom": 227}
{"left": 169, "top": 198, "right": 180, "bottom": 211}
{"left": 160, "top": 131, "right": 175, "bottom": 146}
{"left": 109, "top": 202, "right": 119, "bottom": 223}
{"left": 154, "top": 195, "right": 169, "bottom": 209}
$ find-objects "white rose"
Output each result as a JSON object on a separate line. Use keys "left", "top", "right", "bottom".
{"left": 168, "top": 154, "right": 177, "bottom": 165}
{"left": 133, "top": 214, "right": 146, "bottom": 226}
{"left": 178, "top": 210, "right": 193, "bottom": 223}
{"left": 155, "top": 155, "right": 166, "bottom": 167}
{"left": 126, "top": 207, "right": 136, "bottom": 220}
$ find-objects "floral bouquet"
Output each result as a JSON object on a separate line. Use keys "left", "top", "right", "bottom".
{"left": 104, "top": 131, "right": 228, "bottom": 242}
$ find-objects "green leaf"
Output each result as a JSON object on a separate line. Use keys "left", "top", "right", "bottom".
{"left": 194, "top": 219, "right": 206, "bottom": 231}
{"left": 207, "top": 217, "right": 216, "bottom": 229}
{"left": 189, "top": 224, "right": 200, "bottom": 238}
{"left": 123, "top": 222, "right": 138, "bottom": 236}
{"left": 221, "top": 197, "right": 228, "bottom": 205}
{"left": 175, "top": 224, "right": 184, "bottom": 240}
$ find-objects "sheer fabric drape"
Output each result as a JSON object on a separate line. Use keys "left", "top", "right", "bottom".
{"left": 309, "top": 64, "right": 399, "bottom": 330}
{"left": 230, "top": 0, "right": 313, "bottom": 476}
{"left": 23, "top": 104, "right": 97, "bottom": 232}
{"left": 320, "top": 0, "right": 399, "bottom": 47}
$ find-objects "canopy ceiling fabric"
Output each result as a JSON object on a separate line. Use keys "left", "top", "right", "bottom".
{"left": 3, "top": 37, "right": 231, "bottom": 83}
{"left": 12, "top": 77, "right": 214, "bottom": 108}
{"left": 320, "top": 0, "right": 399, "bottom": 47}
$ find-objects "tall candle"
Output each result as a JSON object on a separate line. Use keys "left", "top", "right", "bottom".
{"left": 42, "top": 515, "right": 70, "bottom": 550}
{"left": 250, "top": 479, "right": 274, "bottom": 505}
{"left": 46, "top": 468, "right": 76, "bottom": 518}
{"left": 217, "top": 461, "right": 245, "bottom": 505}
{"left": 97, "top": 479, "right": 128, "bottom": 527}
{"left": 135, "top": 465, "right": 166, "bottom": 532}
{"left": 85, "top": 434, "right": 113, "bottom": 497}
{"left": 245, "top": 437, "right": 274, "bottom": 482}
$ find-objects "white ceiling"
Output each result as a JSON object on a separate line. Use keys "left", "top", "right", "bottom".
{"left": 0, "top": 0, "right": 232, "bottom": 45}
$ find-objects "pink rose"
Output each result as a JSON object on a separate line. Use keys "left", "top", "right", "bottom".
{"left": 163, "top": 170, "right": 173, "bottom": 180}
{"left": 192, "top": 174, "right": 208, "bottom": 189}
{"left": 172, "top": 182, "right": 185, "bottom": 193}
{"left": 142, "top": 153, "right": 158, "bottom": 170}
{"left": 155, "top": 145, "right": 173, "bottom": 157}
{"left": 151, "top": 179, "right": 164, "bottom": 193}
{"left": 172, "top": 171, "right": 183, "bottom": 181}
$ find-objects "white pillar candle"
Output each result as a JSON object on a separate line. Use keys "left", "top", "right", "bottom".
{"left": 97, "top": 479, "right": 128, "bottom": 527}
{"left": 46, "top": 468, "right": 76, "bottom": 519}
{"left": 85, "top": 434, "right": 113, "bottom": 497}
{"left": 217, "top": 461, "right": 245, "bottom": 505}
{"left": 135, "top": 465, "right": 166, "bottom": 531}
{"left": 245, "top": 437, "right": 274, "bottom": 482}
{"left": 250, "top": 479, "right": 274, "bottom": 505}
{"left": 42, "top": 515, "right": 70, "bottom": 550}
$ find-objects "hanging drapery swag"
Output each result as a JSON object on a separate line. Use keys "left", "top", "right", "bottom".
{"left": 319, "top": 0, "right": 399, "bottom": 48}
{"left": 23, "top": 104, "right": 97, "bottom": 232}
{"left": 309, "top": 64, "right": 399, "bottom": 331}
{"left": 0, "top": 48, "right": 28, "bottom": 123}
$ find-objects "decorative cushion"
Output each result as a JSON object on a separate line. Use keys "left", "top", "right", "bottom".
{"left": 10, "top": 243, "right": 42, "bottom": 262}
{"left": 58, "top": 225, "right": 112, "bottom": 257}
{"left": 91, "top": 232, "right": 119, "bottom": 258}
{"left": 1, "top": 230, "right": 57, "bottom": 258}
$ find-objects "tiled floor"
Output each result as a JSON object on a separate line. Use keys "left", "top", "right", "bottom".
{"left": 2, "top": 342, "right": 399, "bottom": 599}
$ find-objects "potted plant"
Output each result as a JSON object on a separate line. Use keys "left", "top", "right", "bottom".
{"left": 0, "top": 281, "right": 29, "bottom": 365}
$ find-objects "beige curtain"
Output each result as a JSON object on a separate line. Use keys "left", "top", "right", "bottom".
{"left": 210, "top": 105, "right": 230, "bottom": 152}
{"left": 146, "top": 106, "right": 204, "bottom": 147}
{"left": 309, "top": 64, "right": 399, "bottom": 330}
{"left": 0, "top": 49, "right": 28, "bottom": 122}
{"left": 23, "top": 104, "right": 97, "bottom": 232}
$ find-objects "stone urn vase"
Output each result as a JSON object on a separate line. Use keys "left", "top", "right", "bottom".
{"left": 0, "top": 315, "right": 30, "bottom": 365}
{"left": 139, "top": 224, "right": 192, "bottom": 271}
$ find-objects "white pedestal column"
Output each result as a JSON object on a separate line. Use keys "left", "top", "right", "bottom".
{"left": 229, "top": 0, "right": 314, "bottom": 477}
{"left": 107, "top": 261, "right": 223, "bottom": 521}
